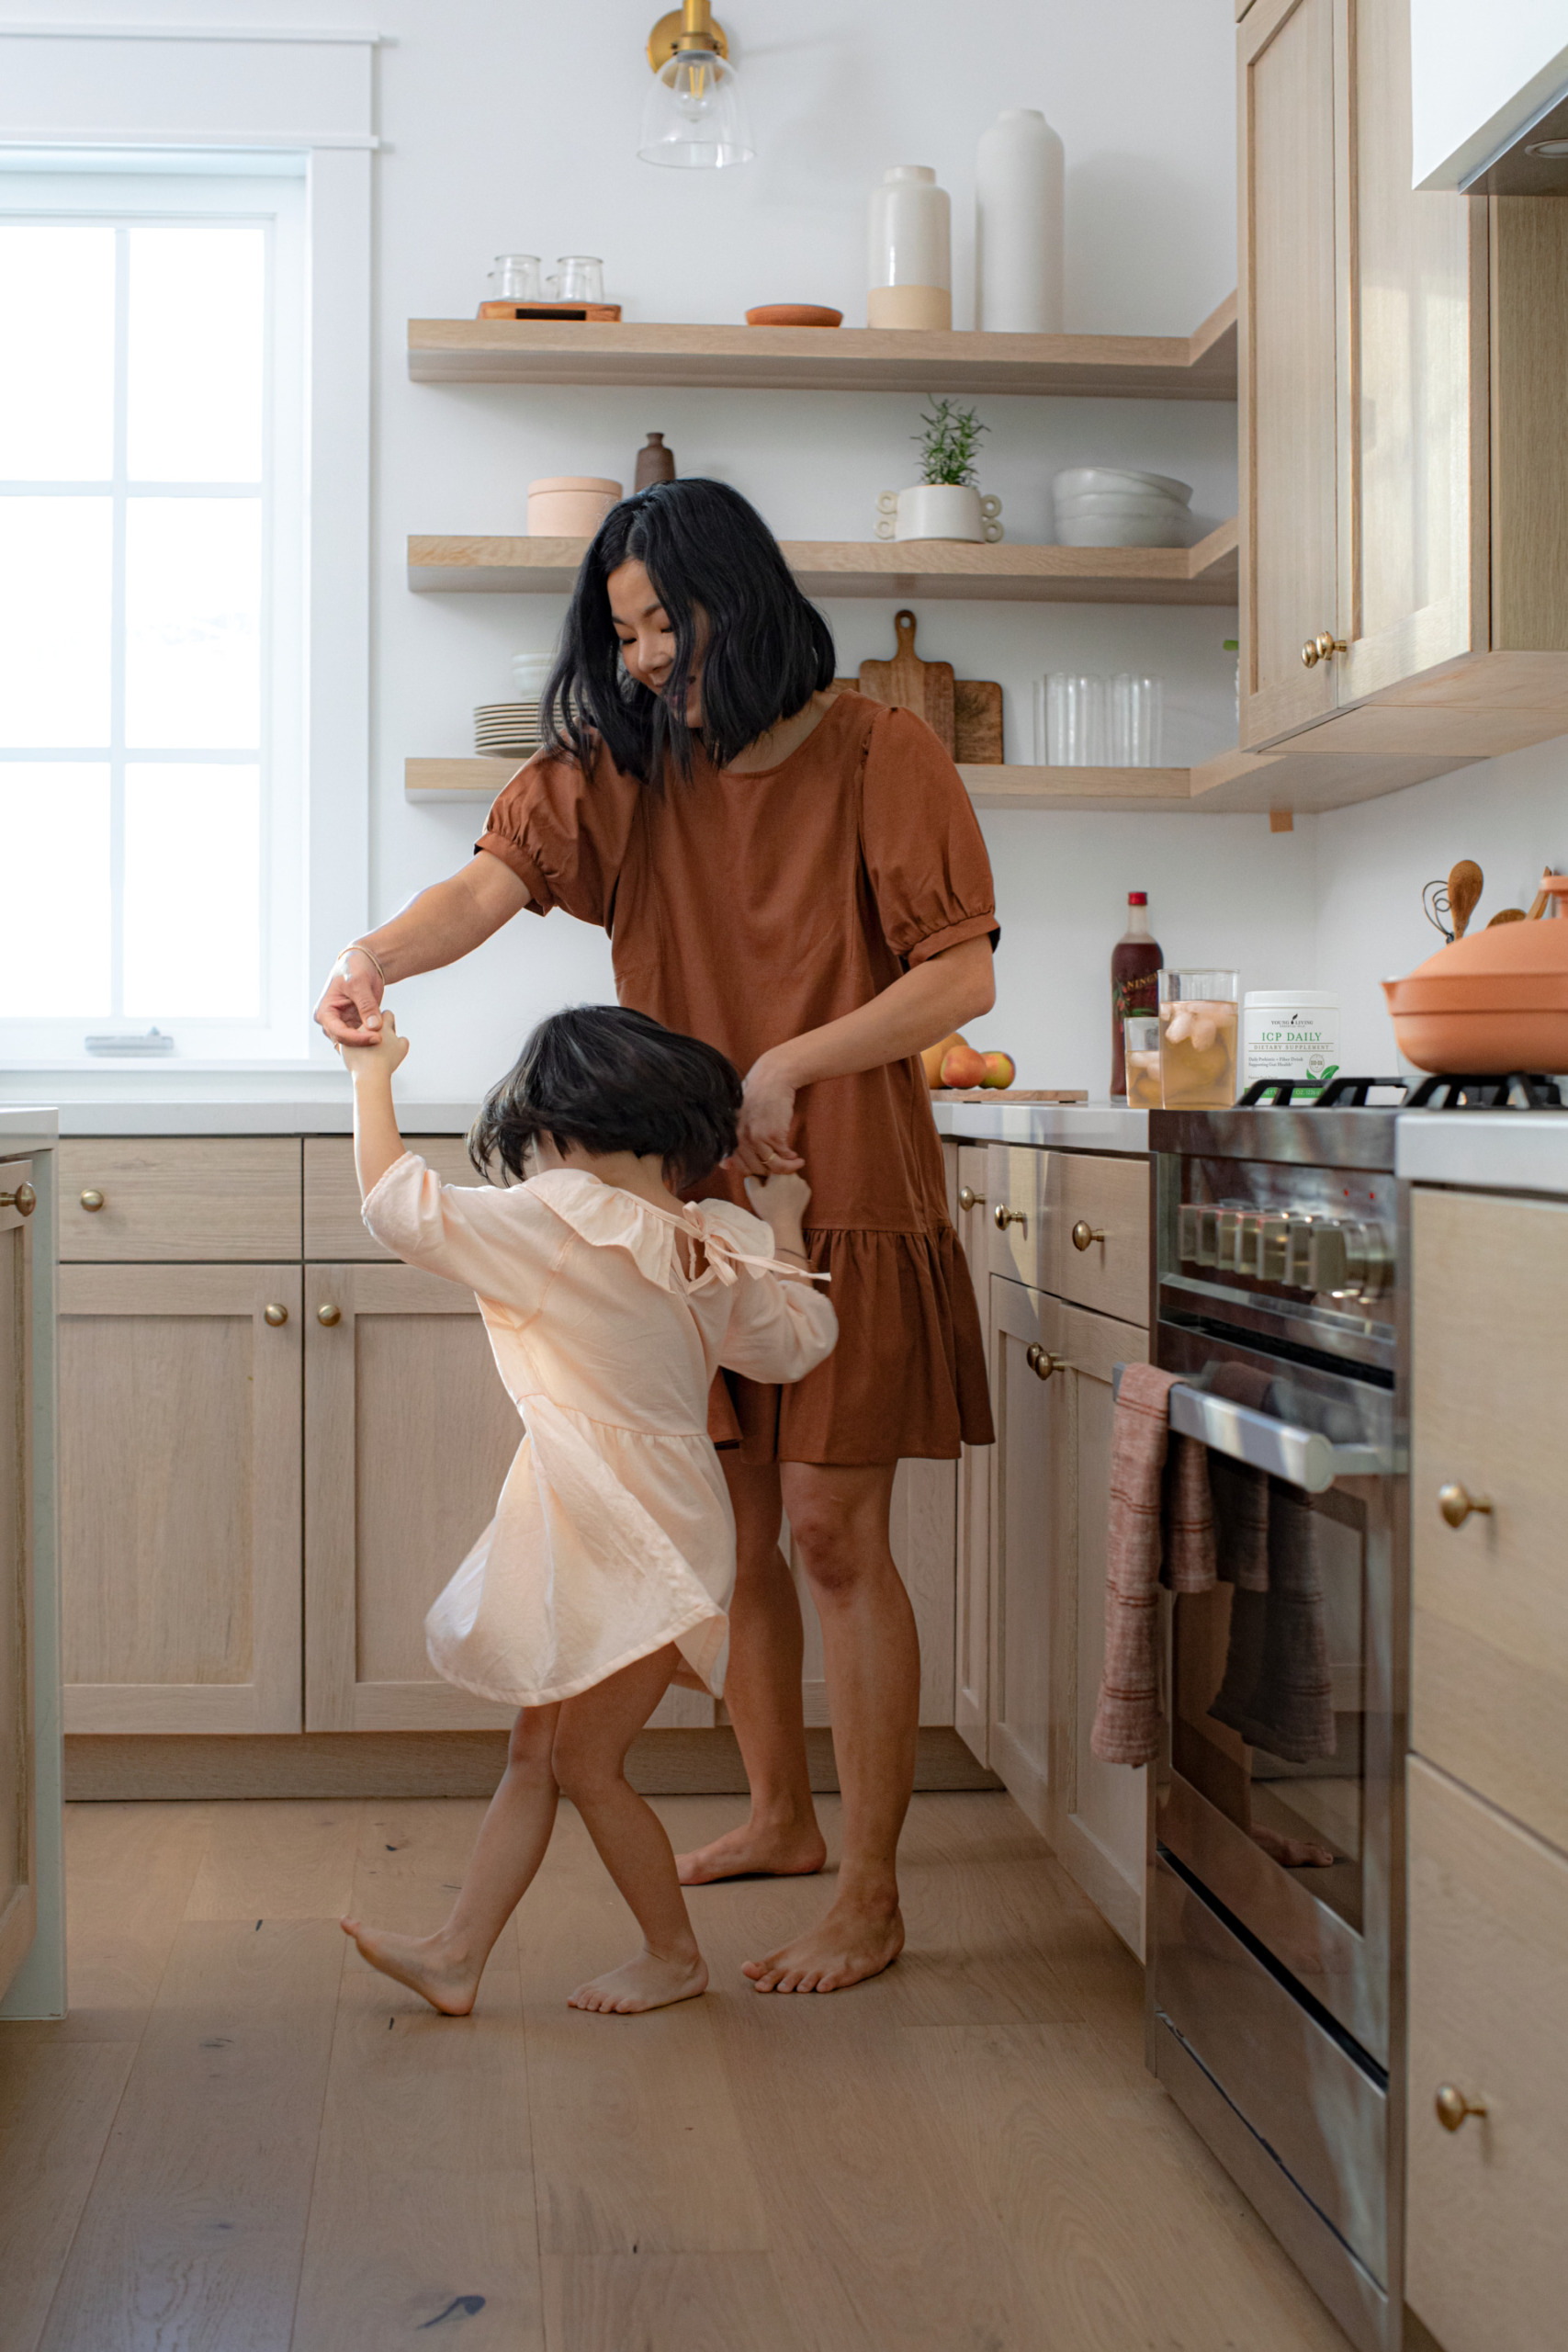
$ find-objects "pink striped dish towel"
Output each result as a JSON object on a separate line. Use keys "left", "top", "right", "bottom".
{"left": 1090, "top": 1363, "right": 1215, "bottom": 1767}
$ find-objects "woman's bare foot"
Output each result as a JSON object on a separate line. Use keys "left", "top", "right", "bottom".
{"left": 743, "top": 1894, "right": 904, "bottom": 1994}
{"left": 340, "top": 1917, "right": 481, "bottom": 2017}
{"left": 568, "top": 1947, "right": 709, "bottom": 2014}
{"left": 676, "top": 1816, "right": 827, "bottom": 1886}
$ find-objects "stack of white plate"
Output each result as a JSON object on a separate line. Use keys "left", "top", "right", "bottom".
{"left": 475, "top": 702, "right": 542, "bottom": 757}
{"left": 1052, "top": 467, "right": 1193, "bottom": 548}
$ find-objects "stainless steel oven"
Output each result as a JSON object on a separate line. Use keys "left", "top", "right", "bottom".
{"left": 1144, "top": 1095, "right": 1406, "bottom": 2352}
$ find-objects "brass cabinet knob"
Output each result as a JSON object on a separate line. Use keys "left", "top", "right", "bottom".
{"left": 1301, "top": 630, "right": 1348, "bottom": 668}
{"left": 0, "top": 1182, "right": 36, "bottom": 1217}
{"left": 264, "top": 1302, "right": 289, "bottom": 1328}
{"left": 1438, "top": 1482, "right": 1492, "bottom": 1529}
{"left": 994, "top": 1204, "right": 1026, "bottom": 1233}
{"left": 1434, "top": 2083, "right": 1487, "bottom": 2132}
{"left": 957, "top": 1185, "right": 976, "bottom": 1213}
{"left": 317, "top": 1302, "right": 342, "bottom": 1327}
{"left": 1301, "top": 638, "right": 1321, "bottom": 669}
{"left": 1025, "top": 1342, "right": 1060, "bottom": 1382}
{"left": 79, "top": 1188, "right": 105, "bottom": 1211}
{"left": 1070, "top": 1220, "right": 1104, "bottom": 1252}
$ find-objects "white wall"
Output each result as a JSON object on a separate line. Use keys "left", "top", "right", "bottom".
{"left": 1411, "top": 0, "right": 1568, "bottom": 187}
{"left": 6, "top": 0, "right": 1276, "bottom": 1102}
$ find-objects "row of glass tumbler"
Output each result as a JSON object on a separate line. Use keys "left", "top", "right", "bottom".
{"left": 1037, "top": 673, "right": 1163, "bottom": 767}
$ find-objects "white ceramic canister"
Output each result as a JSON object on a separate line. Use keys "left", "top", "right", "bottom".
{"left": 526, "top": 476, "right": 623, "bottom": 536}
{"left": 975, "top": 107, "right": 1065, "bottom": 333}
{"left": 876, "top": 484, "right": 1002, "bottom": 542}
{"left": 1242, "top": 990, "right": 1342, "bottom": 1101}
{"left": 867, "top": 165, "right": 951, "bottom": 331}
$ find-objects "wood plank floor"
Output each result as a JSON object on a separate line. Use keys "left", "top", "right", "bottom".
{"left": 0, "top": 1792, "right": 1354, "bottom": 2352}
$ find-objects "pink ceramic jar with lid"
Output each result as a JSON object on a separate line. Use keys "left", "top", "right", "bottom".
{"left": 526, "top": 477, "right": 623, "bottom": 537}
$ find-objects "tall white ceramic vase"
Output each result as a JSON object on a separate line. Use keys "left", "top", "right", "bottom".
{"left": 867, "top": 164, "right": 952, "bottom": 330}
{"left": 976, "top": 107, "right": 1065, "bottom": 333}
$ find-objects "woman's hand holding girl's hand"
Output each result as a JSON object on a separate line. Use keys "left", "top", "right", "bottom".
{"left": 315, "top": 947, "right": 385, "bottom": 1048}
{"left": 344, "top": 1007, "right": 410, "bottom": 1078}
{"left": 743, "top": 1170, "right": 812, "bottom": 1261}
{"left": 732, "top": 1049, "right": 805, "bottom": 1177}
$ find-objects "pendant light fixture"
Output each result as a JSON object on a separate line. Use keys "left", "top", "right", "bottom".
{"left": 638, "top": 0, "right": 754, "bottom": 170}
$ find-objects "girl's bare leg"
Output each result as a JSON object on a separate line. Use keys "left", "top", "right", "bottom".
{"left": 553, "top": 1645, "right": 709, "bottom": 2013}
{"left": 676, "top": 1456, "right": 827, "bottom": 1884}
{"left": 342, "top": 1702, "right": 560, "bottom": 2014}
{"left": 744, "top": 1462, "right": 914, "bottom": 1995}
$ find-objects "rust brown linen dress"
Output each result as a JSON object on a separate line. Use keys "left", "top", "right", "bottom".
{"left": 477, "top": 690, "right": 997, "bottom": 1466}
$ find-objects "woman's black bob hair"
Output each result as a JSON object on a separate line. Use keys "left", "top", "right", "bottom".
{"left": 468, "top": 1004, "right": 743, "bottom": 1191}
{"left": 540, "top": 477, "right": 837, "bottom": 784}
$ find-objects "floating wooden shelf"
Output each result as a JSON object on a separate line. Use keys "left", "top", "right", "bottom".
{"left": 405, "top": 738, "right": 1485, "bottom": 818}
{"left": 407, "top": 519, "right": 1239, "bottom": 608}
{"left": 407, "top": 295, "right": 1237, "bottom": 401}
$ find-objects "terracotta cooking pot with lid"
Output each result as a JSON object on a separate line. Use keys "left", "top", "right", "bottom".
{"left": 1382, "top": 883, "right": 1568, "bottom": 1072}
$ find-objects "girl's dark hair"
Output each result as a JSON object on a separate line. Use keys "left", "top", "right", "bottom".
{"left": 540, "top": 478, "right": 837, "bottom": 785}
{"left": 468, "top": 1005, "right": 742, "bottom": 1190}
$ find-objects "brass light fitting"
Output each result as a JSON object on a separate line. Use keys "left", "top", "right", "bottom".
{"left": 648, "top": 0, "right": 730, "bottom": 70}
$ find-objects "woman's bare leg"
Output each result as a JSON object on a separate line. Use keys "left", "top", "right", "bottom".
{"left": 676, "top": 1455, "right": 827, "bottom": 1885}
{"left": 554, "top": 1645, "right": 709, "bottom": 2013}
{"left": 342, "top": 1702, "right": 561, "bottom": 2014}
{"left": 743, "top": 1462, "right": 915, "bottom": 1994}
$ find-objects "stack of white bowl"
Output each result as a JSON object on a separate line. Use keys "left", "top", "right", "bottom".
{"left": 1051, "top": 467, "right": 1192, "bottom": 548}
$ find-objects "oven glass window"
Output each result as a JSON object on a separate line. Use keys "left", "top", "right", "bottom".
{"left": 1172, "top": 1470, "right": 1366, "bottom": 1934}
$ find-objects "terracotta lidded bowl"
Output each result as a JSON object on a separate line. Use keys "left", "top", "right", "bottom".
{"left": 1382, "top": 905, "right": 1568, "bottom": 1073}
{"left": 526, "top": 477, "right": 623, "bottom": 537}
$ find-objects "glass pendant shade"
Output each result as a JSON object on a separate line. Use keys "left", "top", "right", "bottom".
{"left": 637, "top": 48, "right": 754, "bottom": 168}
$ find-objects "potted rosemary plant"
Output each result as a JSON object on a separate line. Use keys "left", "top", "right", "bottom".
{"left": 876, "top": 398, "right": 1003, "bottom": 542}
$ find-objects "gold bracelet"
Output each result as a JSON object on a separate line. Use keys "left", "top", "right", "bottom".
{"left": 335, "top": 942, "right": 387, "bottom": 984}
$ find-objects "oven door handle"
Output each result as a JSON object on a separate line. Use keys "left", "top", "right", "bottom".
{"left": 1111, "top": 1368, "right": 1393, "bottom": 1494}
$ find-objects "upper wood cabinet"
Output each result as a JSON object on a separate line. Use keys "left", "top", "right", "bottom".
{"left": 1239, "top": 0, "right": 1568, "bottom": 761}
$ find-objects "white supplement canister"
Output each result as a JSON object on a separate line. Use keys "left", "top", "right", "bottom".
{"left": 1242, "top": 991, "right": 1341, "bottom": 1101}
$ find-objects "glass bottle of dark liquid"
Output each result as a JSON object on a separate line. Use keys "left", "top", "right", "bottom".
{"left": 1111, "top": 891, "right": 1162, "bottom": 1097}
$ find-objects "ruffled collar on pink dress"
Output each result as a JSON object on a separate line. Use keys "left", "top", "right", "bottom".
{"left": 526, "top": 1168, "right": 826, "bottom": 1295}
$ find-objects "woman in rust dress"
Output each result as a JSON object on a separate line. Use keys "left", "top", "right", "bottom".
{"left": 316, "top": 481, "right": 996, "bottom": 1992}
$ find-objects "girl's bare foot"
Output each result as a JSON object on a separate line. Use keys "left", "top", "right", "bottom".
{"left": 676, "top": 1818, "right": 827, "bottom": 1886}
{"left": 340, "top": 1917, "right": 481, "bottom": 2016}
{"left": 568, "top": 1948, "right": 709, "bottom": 2014}
{"left": 743, "top": 1894, "right": 904, "bottom": 1994}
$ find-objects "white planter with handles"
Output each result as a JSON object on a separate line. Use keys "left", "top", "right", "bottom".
{"left": 876, "top": 484, "right": 1003, "bottom": 543}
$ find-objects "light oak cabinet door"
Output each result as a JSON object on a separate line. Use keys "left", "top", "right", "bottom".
{"left": 1405, "top": 1758, "right": 1568, "bottom": 2352}
{"left": 57, "top": 1137, "right": 301, "bottom": 1262}
{"left": 0, "top": 1168, "right": 37, "bottom": 1999}
{"left": 987, "top": 1274, "right": 1070, "bottom": 1835}
{"left": 1238, "top": 0, "right": 1345, "bottom": 747}
{"left": 304, "top": 1262, "right": 524, "bottom": 1730}
{"left": 1049, "top": 1304, "right": 1150, "bottom": 1959}
{"left": 953, "top": 1143, "right": 992, "bottom": 1761}
{"left": 1048, "top": 1153, "right": 1150, "bottom": 1327}
{"left": 59, "top": 1264, "right": 303, "bottom": 1734}
{"left": 1410, "top": 1188, "right": 1568, "bottom": 1854}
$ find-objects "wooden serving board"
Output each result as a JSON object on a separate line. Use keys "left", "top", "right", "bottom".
{"left": 953, "top": 677, "right": 1003, "bottom": 763}
{"left": 859, "top": 610, "right": 955, "bottom": 751}
{"left": 477, "top": 300, "right": 624, "bottom": 322}
{"left": 932, "top": 1089, "right": 1089, "bottom": 1103}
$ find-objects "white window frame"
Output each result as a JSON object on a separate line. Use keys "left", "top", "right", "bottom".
{"left": 0, "top": 23, "right": 374, "bottom": 1073}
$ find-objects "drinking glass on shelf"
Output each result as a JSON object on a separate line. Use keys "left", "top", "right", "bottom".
{"left": 548, "top": 255, "right": 605, "bottom": 303}
{"left": 1038, "top": 673, "right": 1110, "bottom": 765}
{"left": 1158, "top": 970, "right": 1239, "bottom": 1109}
{"left": 1111, "top": 673, "right": 1164, "bottom": 766}
{"left": 1123, "top": 1015, "right": 1162, "bottom": 1110}
{"left": 487, "top": 253, "right": 542, "bottom": 301}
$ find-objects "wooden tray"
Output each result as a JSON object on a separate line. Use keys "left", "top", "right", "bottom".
{"left": 931, "top": 1088, "right": 1089, "bottom": 1103}
{"left": 477, "top": 300, "right": 624, "bottom": 322}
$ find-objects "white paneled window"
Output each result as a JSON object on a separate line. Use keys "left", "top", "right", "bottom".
{"left": 0, "top": 170, "right": 306, "bottom": 1060}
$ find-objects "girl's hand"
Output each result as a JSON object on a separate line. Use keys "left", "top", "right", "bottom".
{"left": 344, "top": 1007, "right": 410, "bottom": 1079}
{"left": 732, "top": 1049, "right": 805, "bottom": 1177}
{"left": 743, "top": 1171, "right": 811, "bottom": 1261}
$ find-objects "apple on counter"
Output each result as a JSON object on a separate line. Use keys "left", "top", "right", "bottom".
{"left": 919, "top": 1032, "right": 1017, "bottom": 1090}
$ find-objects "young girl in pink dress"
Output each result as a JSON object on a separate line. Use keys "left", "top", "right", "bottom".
{"left": 339, "top": 1004, "right": 837, "bottom": 2016}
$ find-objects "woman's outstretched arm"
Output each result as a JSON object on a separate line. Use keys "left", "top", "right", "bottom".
{"left": 731, "top": 933, "right": 996, "bottom": 1176}
{"left": 314, "top": 852, "right": 531, "bottom": 1048}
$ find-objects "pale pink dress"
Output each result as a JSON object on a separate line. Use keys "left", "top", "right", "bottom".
{"left": 361, "top": 1155, "right": 839, "bottom": 1708}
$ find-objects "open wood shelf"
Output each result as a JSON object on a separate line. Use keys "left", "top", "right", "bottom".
{"left": 407, "top": 295, "right": 1237, "bottom": 401}
{"left": 408, "top": 518, "right": 1239, "bottom": 607}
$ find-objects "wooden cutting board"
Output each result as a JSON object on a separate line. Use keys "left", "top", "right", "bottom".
{"left": 953, "top": 678, "right": 1003, "bottom": 764}
{"left": 859, "top": 610, "right": 955, "bottom": 752}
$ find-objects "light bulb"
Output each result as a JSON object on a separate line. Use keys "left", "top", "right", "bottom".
{"left": 638, "top": 46, "right": 754, "bottom": 168}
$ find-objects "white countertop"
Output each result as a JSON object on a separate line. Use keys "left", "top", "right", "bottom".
{"left": 0, "top": 1107, "right": 59, "bottom": 1144}
{"left": 1396, "top": 1111, "right": 1568, "bottom": 1195}
{"left": 52, "top": 1099, "right": 479, "bottom": 1136}
{"left": 932, "top": 1100, "right": 1148, "bottom": 1152}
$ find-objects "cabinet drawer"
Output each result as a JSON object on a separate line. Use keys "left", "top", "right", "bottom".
{"left": 1048, "top": 1153, "right": 1150, "bottom": 1325}
{"left": 57, "top": 1139, "right": 301, "bottom": 1262}
{"left": 1406, "top": 1758, "right": 1568, "bottom": 2352}
{"left": 986, "top": 1144, "right": 1048, "bottom": 1287}
{"left": 304, "top": 1136, "right": 481, "bottom": 1260}
{"left": 1411, "top": 1190, "right": 1568, "bottom": 1851}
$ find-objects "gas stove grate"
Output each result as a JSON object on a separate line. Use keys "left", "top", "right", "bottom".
{"left": 1238, "top": 1076, "right": 1404, "bottom": 1109}
{"left": 1404, "top": 1072, "right": 1567, "bottom": 1110}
